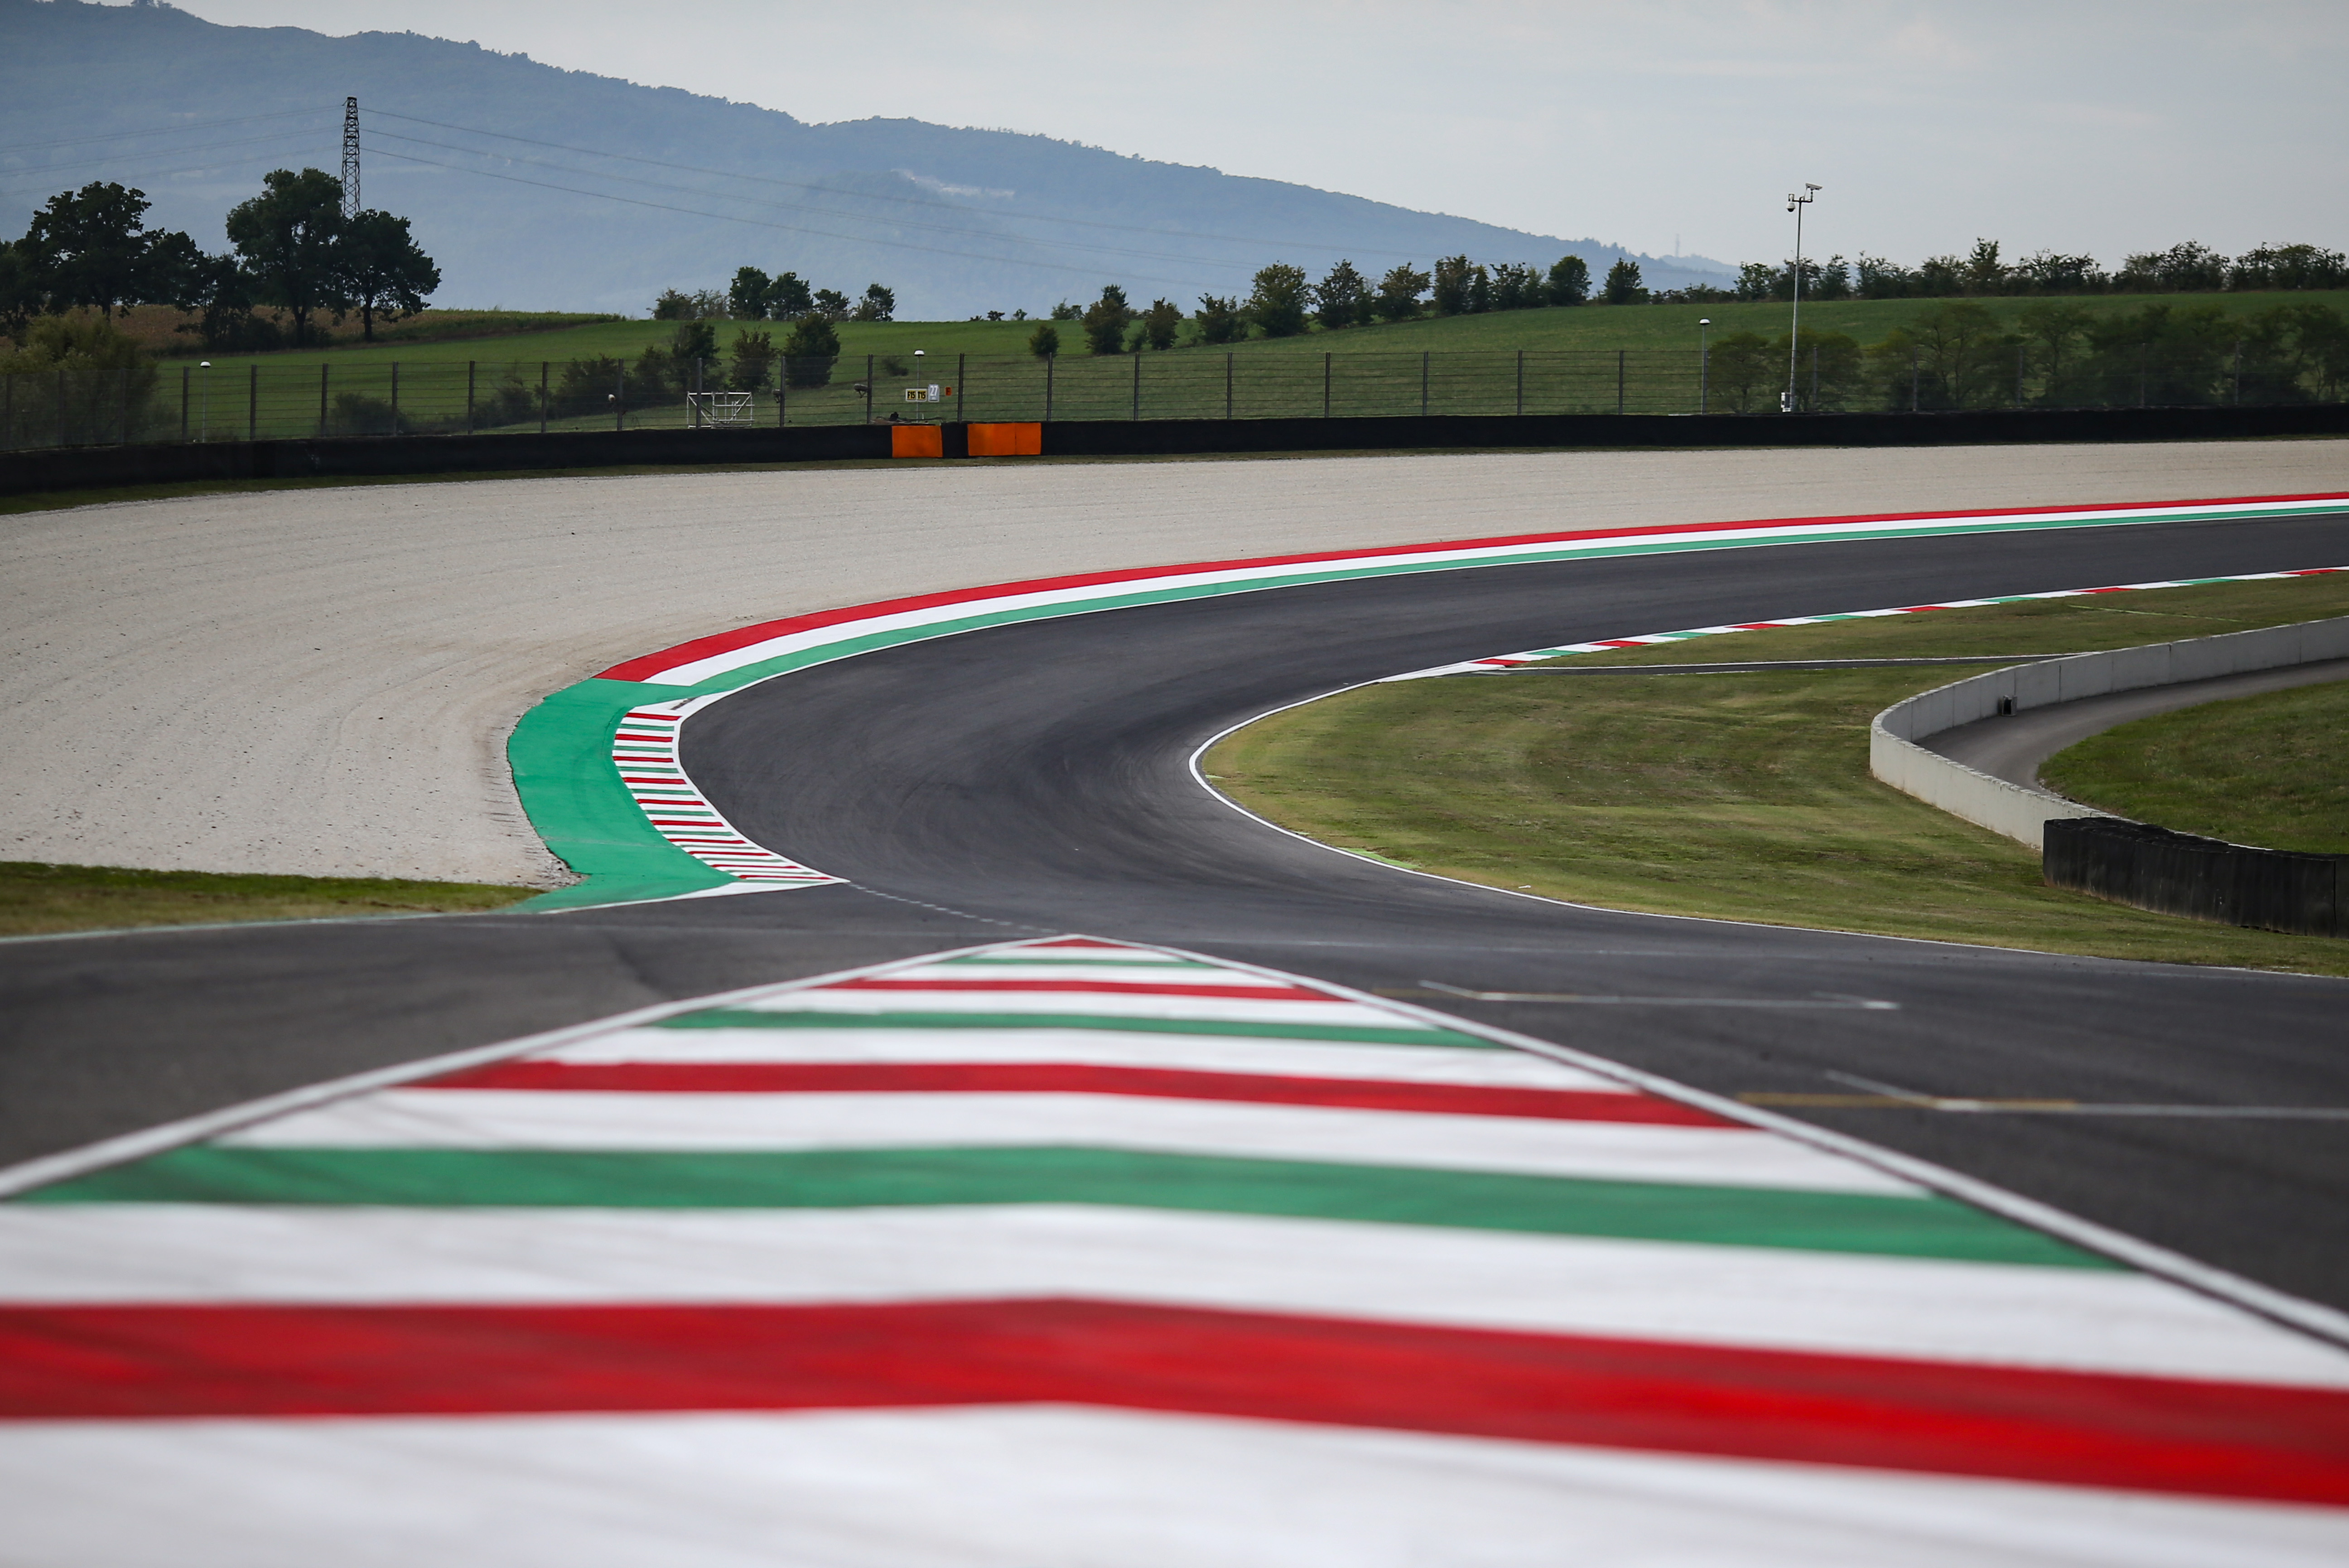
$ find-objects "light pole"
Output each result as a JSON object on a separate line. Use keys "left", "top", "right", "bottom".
{"left": 198, "top": 361, "right": 211, "bottom": 443}
{"left": 1698, "top": 318, "right": 1711, "bottom": 413}
{"left": 1784, "top": 183, "right": 1819, "bottom": 412}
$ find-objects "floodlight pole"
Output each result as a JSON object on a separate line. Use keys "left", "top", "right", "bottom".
{"left": 1784, "top": 183, "right": 1818, "bottom": 412}
{"left": 1698, "top": 318, "right": 1711, "bottom": 413}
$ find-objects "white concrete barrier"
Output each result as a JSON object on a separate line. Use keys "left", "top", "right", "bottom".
{"left": 1871, "top": 615, "right": 2349, "bottom": 849}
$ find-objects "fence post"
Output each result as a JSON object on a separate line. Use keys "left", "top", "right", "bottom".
{"left": 180, "top": 366, "right": 188, "bottom": 442}
{"left": 467, "top": 361, "right": 477, "bottom": 435}
{"left": 539, "top": 362, "right": 549, "bottom": 435}
{"left": 1419, "top": 352, "right": 1428, "bottom": 417}
{"left": 865, "top": 353, "right": 876, "bottom": 424}
{"left": 778, "top": 360, "right": 788, "bottom": 427}
{"left": 1616, "top": 349, "right": 1625, "bottom": 415}
{"left": 1044, "top": 354, "right": 1055, "bottom": 421}
{"left": 391, "top": 363, "right": 400, "bottom": 435}
{"left": 615, "top": 365, "right": 625, "bottom": 432}
{"left": 248, "top": 362, "right": 257, "bottom": 441}
{"left": 1133, "top": 352, "right": 1142, "bottom": 420}
{"left": 1225, "top": 352, "right": 1233, "bottom": 420}
{"left": 1515, "top": 349, "right": 1524, "bottom": 416}
{"left": 955, "top": 352, "right": 965, "bottom": 424}
{"left": 1324, "top": 351, "right": 1333, "bottom": 418}
{"left": 318, "top": 362, "right": 329, "bottom": 436}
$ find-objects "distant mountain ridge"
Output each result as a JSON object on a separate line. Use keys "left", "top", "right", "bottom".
{"left": 0, "top": 0, "right": 1735, "bottom": 316}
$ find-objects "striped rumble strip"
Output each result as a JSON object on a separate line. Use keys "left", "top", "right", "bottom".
{"left": 5, "top": 936, "right": 2346, "bottom": 1566}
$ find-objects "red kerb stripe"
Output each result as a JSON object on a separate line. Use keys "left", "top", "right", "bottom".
{"left": 592, "top": 494, "right": 2343, "bottom": 682}
{"left": 6, "top": 1300, "right": 2345, "bottom": 1505}
{"left": 420, "top": 1062, "right": 1727, "bottom": 1125}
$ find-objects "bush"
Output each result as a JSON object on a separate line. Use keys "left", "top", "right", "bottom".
{"left": 782, "top": 315, "right": 840, "bottom": 386}
{"left": 1139, "top": 297, "right": 1182, "bottom": 350}
{"left": 1373, "top": 265, "right": 1428, "bottom": 322}
{"left": 729, "top": 328, "right": 778, "bottom": 392}
{"left": 1080, "top": 284, "right": 1135, "bottom": 354}
{"left": 1246, "top": 264, "right": 1310, "bottom": 338}
{"left": 1545, "top": 256, "right": 1590, "bottom": 307}
{"left": 1601, "top": 259, "right": 1647, "bottom": 305}
{"left": 1193, "top": 294, "right": 1244, "bottom": 344}
{"left": 852, "top": 283, "right": 895, "bottom": 322}
{"left": 1312, "top": 261, "right": 1370, "bottom": 330}
{"left": 1027, "top": 321, "right": 1060, "bottom": 358}
{"left": 728, "top": 268, "right": 771, "bottom": 320}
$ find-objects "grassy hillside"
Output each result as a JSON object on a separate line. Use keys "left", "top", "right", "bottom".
{"left": 150, "top": 287, "right": 2349, "bottom": 378}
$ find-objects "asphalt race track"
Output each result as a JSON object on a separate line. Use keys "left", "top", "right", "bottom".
{"left": 5, "top": 499, "right": 2345, "bottom": 1318}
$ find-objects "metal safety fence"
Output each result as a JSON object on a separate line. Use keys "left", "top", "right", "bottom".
{"left": 3, "top": 346, "right": 2340, "bottom": 451}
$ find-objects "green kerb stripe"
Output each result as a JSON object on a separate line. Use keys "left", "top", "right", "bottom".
{"left": 19, "top": 1146, "right": 2112, "bottom": 1269}
{"left": 657, "top": 1009, "right": 1503, "bottom": 1048}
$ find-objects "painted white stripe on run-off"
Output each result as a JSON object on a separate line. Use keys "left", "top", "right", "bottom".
{"left": 543, "top": 1028, "right": 1628, "bottom": 1088}
{"left": 7, "top": 1409, "right": 2341, "bottom": 1568}
{"left": 9, "top": 1204, "right": 2344, "bottom": 1387}
{"left": 217, "top": 1089, "right": 1906, "bottom": 1194}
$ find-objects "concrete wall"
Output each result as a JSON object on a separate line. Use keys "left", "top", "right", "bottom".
{"left": 1871, "top": 616, "right": 2349, "bottom": 848}
{"left": 10, "top": 401, "right": 2349, "bottom": 498}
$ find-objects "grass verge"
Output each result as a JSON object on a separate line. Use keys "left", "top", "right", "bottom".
{"left": 0, "top": 861, "right": 536, "bottom": 939}
{"left": 2042, "top": 681, "right": 2349, "bottom": 854}
{"left": 1207, "top": 573, "right": 2349, "bottom": 975}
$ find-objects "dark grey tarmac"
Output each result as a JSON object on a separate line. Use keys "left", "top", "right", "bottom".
{"left": 5, "top": 510, "right": 2346, "bottom": 1310}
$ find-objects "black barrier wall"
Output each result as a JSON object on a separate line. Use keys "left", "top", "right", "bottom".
{"left": 8, "top": 403, "right": 2349, "bottom": 497}
{"left": 2044, "top": 817, "right": 2342, "bottom": 938}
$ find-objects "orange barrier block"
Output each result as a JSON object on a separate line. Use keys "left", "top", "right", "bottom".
{"left": 966, "top": 422, "right": 1043, "bottom": 457}
{"left": 891, "top": 425, "right": 945, "bottom": 458}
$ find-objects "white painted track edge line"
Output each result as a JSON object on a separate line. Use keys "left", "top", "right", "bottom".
{"left": 0, "top": 936, "right": 1026, "bottom": 1201}
{"left": 1128, "top": 924, "right": 2349, "bottom": 1351}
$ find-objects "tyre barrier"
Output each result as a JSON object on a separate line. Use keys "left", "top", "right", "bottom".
{"left": 2044, "top": 817, "right": 2343, "bottom": 937}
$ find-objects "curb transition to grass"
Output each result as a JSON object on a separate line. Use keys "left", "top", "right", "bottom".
{"left": 0, "top": 861, "right": 537, "bottom": 940}
{"left": 1206, "top": 572, "right": 2349, "bottom": 976}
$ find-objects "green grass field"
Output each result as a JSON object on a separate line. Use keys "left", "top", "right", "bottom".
{"left": 0, "top": 861, "right": 538, "bottom": 939}
{"left": 2041, "top": 680, "right": 2349, "bottom": 854}
{"left": 1207, "top": 572, "right": 2349, "bottom": 974}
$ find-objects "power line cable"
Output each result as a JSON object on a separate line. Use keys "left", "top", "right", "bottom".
{"left": 0, "top": 107, "right": 327, "bottom": 159}
{"left": 361, "top": 106, "right": 1486, "bottom": 264}
{"left": 364, "top": 125, "right": 1240, "bottom": 270}
{"left": 365, "top": 146, "right": 1215, "bottom": 288}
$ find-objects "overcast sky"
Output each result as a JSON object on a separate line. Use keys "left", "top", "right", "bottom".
{"left": 159, "top": 0, "right": 2346, "bottom": 268}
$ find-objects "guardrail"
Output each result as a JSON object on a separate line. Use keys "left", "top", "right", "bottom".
{"left": 2045, "top": 818, "right": 2343, "bottom": 937}
{"left": 1871, "top": 615, "right": 2349, "bottom": 849}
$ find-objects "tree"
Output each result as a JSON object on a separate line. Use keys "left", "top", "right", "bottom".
{"left": 1027, "top": 321, "right": 1060, "bottom": 358}
{"left": 224, "top": 168, "right": 347, "bottom": 345}
{"left": 1780, "top": 328, "right": 1864, "bottom": 410}
{"left": 1601, "top": 258, "right": 1646, "bottom": 304}
{"left": 2016, "top": 300, "right": 2096, "bottom": 399}
{"left": 1311, "top": 260, "right": 1370, "bottom": 330}
{"left": 1080, "top": 283, "right": 1136, "bottom": 354}
{"left": 1704, "top": 330, "right": 1777, "bottom": 412}
{"left": 2229, "top": 244, "right": 2349, "bottom": 292}
{"left": 1430, "top": 256, "right": 1476, "bottom": 315}
{"left": 1373, "top": 264, "right": 1428, "bottom": 322}
{"left": 181, "top": 253, "right": 280, "bottom": 352}
{"left": 21, "top": 182, "right": 166, "bottom": 315}
{"left": 853, "top": 282, "right": 895, "bottom": 322}
{"left": 811, "top": 288, "right": 851, "bottom": 321}
{"left": 1194, "top": 294, "right": 1245, "bottom": 344}
{"left": 766, "top": 271, "right": 813, "bottom": 319}
{"left": 1488, "top": 262, "right": 1540, "bottom": 311}
{"left": 653, "top": 289, "right": 696, "bottom": 321}
{"left": 1545, "top": 255, "right": 1590, "bottom": 306}
{"left": 781, "top": 314, "right": 839, "bottom": 385}
{"left": 1139, "top": 297, "right": 1182, "bottom": 350}
{"left": 1869, "top": 299, "right": 2008, "bottom": 407}
{"left": 1810, "top": 256, "right": 1852, "bottom": 301}
{"left": 1855, "top": 254, "right": 1910, "bottom": 299}
{"left": 0, "top": 240, "right": 34, "bottom": 339}
{"left": 333, "top": 209, "right": 438, "bottom": 342}
{"left": 728, "top": 267, "right": 772, "bottom": 319}
{"left": 2117, "top": 241, "right": 2226, "bottom": 294}
{"left": 1246, "top": 263, "right": 1311, "bottom": 338}
{"left": 2016, "top": 250, "right": 2102, "bottom": 294}
{"left": 729, "top": 328, "right": 778, "bottom": 391}
{"left": 1961, "top": 239, "right": 2007, "bottom": 296}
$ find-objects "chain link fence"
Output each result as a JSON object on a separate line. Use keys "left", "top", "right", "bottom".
{"left": 4, "top": 346, "right": 2340, "bottom": 451}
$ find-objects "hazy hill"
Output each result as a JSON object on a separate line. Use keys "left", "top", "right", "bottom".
{"left": 0, "top": 0, "right": 1734, "bottom": 317}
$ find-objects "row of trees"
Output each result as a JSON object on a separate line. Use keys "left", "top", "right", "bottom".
{"left": 0, "top": 175, "right": 439, "bottom": 351}
{"left": 1700, "top": 299, "right": 2348, "bottom": 414}
{"left": 1728, "top": 240, "right": 2348, "bottom": 305}
{"left": 653, "top": 272, "right": 897, "bottom": 325}
{"left": 1024, "top": 254, "right": 1626, "bottom": 356}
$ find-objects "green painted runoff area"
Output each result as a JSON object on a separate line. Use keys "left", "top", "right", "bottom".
{"left": 1209, "top": 573, "right": 2349, "bottom": 975}
{"left": 16, "top": 1145, "right": 2111, "bottom": 1268}
{"left": 2043, "top": 680, "right": 2349, "bottom": 854}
